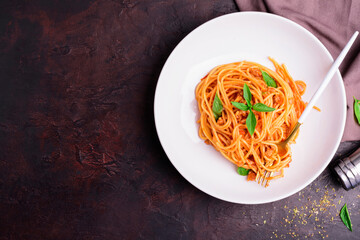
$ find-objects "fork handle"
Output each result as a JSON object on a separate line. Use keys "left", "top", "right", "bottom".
{"left": 298, "top": 31, "right": 358, "bottom": 124}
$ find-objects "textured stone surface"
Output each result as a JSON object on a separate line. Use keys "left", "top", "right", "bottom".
{"left": 0, "top": 1, "right": 359, "bottom": 239}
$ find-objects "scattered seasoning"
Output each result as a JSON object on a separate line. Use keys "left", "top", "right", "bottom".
{"left": 270, "top": 183, "right": 359, "bottom": 239}
{"left": 293, "top": 208, "right": 299, "bottom": 214}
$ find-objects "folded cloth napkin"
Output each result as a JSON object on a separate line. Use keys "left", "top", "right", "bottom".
{"left": 235, "top": 0, "right": 360, "bottom": 142}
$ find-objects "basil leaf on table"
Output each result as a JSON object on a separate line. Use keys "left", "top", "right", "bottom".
{"left": 261, "top": 70, "right": 277, "bottom": 88}
{"left": 246, "top": 109, "right": 256, "bottom": 136}
{"left": 231, "top": 101, "right": 249, "bottom": 111}
{"left": 212, "top": 93, "right": 223, "bottom": 120}
{"left": 243, "top": 83, "right": 252, "bottom": 106}
{"left": 340, "top": 203, "right": 352, "bottom": 231}
{"left": 354, "top": 96, "right": 360, "bottom": 125}
{"left": 253, "top": 103, "right": 275, "bottom": 112}
{"left": 237, "top": 167, "right": 250, "bottom": 176}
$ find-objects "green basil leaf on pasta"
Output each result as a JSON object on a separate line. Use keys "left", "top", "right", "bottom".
{"left": 243, "top": 83, "right": 252, "bottom": 106}
{"left": 237, "top": 167, "right": 250, "bottom": 176}
{"left": 261, "top": 70, "right": 277, "bottom": 88}
{"left": 231, "top": 101, "right": 249, "bottom": 111}
{"left": 212, "top": 93, "right": 223, "bottom": 120}
{"left": 246, "top": 109, "right": 256, "bottom": 136}
{"left": 340, "top": 204, "right": 352, "bottom": 231}
{"left": 253, "top": 103, "right": 275, "bottom": 112}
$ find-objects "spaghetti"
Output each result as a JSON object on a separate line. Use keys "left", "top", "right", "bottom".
{"left": 195, "top": 58, "right": 306, "bottom": 186}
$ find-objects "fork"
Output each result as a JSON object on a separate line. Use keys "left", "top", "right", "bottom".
{"left": 257, "top": 31, "right": 358, "bottom": 187}
{"left": 277, "top": 31, "right": 358, "bottom": 155}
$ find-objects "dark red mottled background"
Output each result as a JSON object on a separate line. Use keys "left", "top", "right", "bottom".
{"left": 0, "top": 1, "right": 359, "bottom": 239}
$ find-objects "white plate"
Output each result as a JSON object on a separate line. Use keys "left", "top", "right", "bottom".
{"left": 154, "top": 12, "right": 346, "bottom": 204}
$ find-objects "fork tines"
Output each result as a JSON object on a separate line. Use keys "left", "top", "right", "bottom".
{"left": 257, "top": 171, "right": 272, "bottom": 187}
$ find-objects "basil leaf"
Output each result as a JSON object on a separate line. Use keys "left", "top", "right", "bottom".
{"left": 261, "top": 70, "right": 277, "bottom": 88}
{"left": 237, "top": 167, "right": 250, "bottom": 176}
{"left": 212, "top": 93, "right": 223, "bottom": 120}
{"left": 340, "top": 204, "right": 352, "bottom": 231}
{"left": 246, "top": 109, "right": 256, "bottom": 136}
{"left": 354, "top": 96, "right": 360, "bottom": 125}
{"left": 213, "top": 112, "right": 220, "bottom": 120}
{"left": 253, "top": 103, "right": 275, "bottom": 112}
{"left": 231, "top": 101, "right": 249, "bottom": 111}
{"left": 243, "top": 83, "right": 252, "bottom": 106}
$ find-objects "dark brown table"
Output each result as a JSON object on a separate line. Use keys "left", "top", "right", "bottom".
{"left": 0, "top": 1, "right": 359, "bottom": 239}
